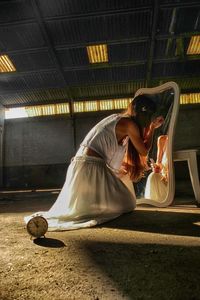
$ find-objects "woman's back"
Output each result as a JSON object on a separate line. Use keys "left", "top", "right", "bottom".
{"left": 76, "top": 114, "right": 128, "bottom": 171}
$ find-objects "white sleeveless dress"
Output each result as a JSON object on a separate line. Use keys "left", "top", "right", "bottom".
{"left": 24, "top": 114, "right": 136, "bottom": 231}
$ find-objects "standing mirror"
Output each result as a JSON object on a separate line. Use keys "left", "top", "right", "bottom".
{"left": 134, "top": 82, "right": 180, "bottom": 207}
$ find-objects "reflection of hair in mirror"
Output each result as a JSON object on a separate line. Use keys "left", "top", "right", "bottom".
{"left": 145, "top": 135, "right": 168, "bottom": 202}
{"left": 159, "top": 102, "right": 173, "bottom": 135}
{"left": 122, "top": 95, "right": 157, "bottom": 182}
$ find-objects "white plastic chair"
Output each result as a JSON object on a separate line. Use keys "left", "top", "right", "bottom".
{"left": 173, "top": 149, "right": 200, "bottom": 204}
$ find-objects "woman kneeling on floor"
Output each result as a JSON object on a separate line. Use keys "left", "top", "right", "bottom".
{"left": 25, "top": 95, "right": 164, "bottom": 230}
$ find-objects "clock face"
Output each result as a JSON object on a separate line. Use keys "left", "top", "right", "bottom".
{"left": 27, "top": 216, "right": 48, "bottom": 238}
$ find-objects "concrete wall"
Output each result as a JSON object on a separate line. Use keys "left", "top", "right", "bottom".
{"left": 173, "top": 104, "right": 200, "bottom": 197}
{"left": 3, "top": 111, "right": 111, "bottom": 188}
{"left": 174, "top": 104, "right": 200, "bottom": 151}
{"left": 3, "top": 105, "right": 200, "bottom": 189}
{"left": 4, "top": 115, "right": 74, "bottom": 188}
{"left": 0, "top": 105, "right": 5, "bottom": 187}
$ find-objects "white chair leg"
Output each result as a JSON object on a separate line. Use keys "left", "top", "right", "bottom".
{"left": 187, "top": 152, "right": 200, "bottom": 203}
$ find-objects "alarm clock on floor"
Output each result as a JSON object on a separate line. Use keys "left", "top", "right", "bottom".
{"left": 26, "top": 215, "right": 48, "bottom": 238}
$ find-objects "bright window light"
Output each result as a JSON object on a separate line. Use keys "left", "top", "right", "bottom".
{"left": 187, "top": 36, "right": 200, "bottom": 55}
{"left": 99, "top": 100, "right": 114, "bottom": 110}
{"left": 85, "top": 101, "right": 98, "bottom": 112}
{"left": 73, "top": 98, "right": 132, "bottom": 113}
{"left": 114, "top": 98, "right": 132, "bottom": 109}
{"left": 87, "top": 44, "right": 108, "bottom": 63}
{"left": 73, "top": 102, "right": 84, "bottom": 113}
{"left": 5, "top": 107, "right": 28, "bottom": 119}
{"left": 5, "top": 94, "right": 200, "bottom": 119}
{"left": 5, "top": 103, "right": 70, "bottom": 119}
{"left": 0, "top": 55, "right": 16, "bottom": 72}
{"left": 180, "top": 93, "right": 200, "bottom": 104}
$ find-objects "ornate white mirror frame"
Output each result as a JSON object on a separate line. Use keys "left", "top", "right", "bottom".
{"left": 135, "top": 81, "right": 180, "bottom": 207}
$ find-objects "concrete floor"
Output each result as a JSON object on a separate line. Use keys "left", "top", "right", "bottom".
{"left": 1, "top": 190, "right": 200, "bottom": 300}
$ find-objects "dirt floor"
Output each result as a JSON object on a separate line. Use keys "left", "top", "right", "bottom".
{"left": 1, "top": 190, "right": 200, "bottom": 300}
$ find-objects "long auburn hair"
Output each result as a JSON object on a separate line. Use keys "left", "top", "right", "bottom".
{"left": 122, "top": 95, "right": 157, "bottom": 182}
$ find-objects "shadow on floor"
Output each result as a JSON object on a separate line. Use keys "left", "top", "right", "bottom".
{"left": 83, "top": 240, "right": 200, "bottom": 300}
{"left": 0, "top": 192, "right": 56, "bottom": 213}
{"left": 100, "top": 209, "right": 200, "bottom": 238}
{"left": 33, "top": 237, "right": 66, "bottom": 248}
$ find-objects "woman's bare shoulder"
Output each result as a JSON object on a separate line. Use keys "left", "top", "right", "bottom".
{"left": 117, "top": 117, "right": 139, "bottom": 134}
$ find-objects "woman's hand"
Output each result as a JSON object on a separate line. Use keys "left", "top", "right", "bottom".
{"left": 152, "top": 163, "right": 162, "bottom": 173}
{"left": 150, "top": 159, "right": 162, "bottom": 173}
{"left": 150, "top": 116, "right": 165, "bottom": 129}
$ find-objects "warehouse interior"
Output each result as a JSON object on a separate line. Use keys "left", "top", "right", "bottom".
{"left": 1, "top": 1, "right": 200, "bottom": 299}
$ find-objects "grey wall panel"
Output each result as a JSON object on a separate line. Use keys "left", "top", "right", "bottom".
{"left": 174, "top": 105, "right": 200, "bottom": 151}
{"left": 0, "top": 105, "right": 5, "bottom": 187}
{"left": 3, "top": 106, "right": 200, "bottom": 189}
{"left": 4, "top": 116, "right": 74, "bottom": 167}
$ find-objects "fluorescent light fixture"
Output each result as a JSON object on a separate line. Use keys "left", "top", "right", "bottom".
{"left": 0, "top": 55, "right": 16, "bottom": 72}
{"left": 87, "top": 44, "right": 108, "bottom": 63}
{"left": 187, "top": 36, "right": 200, "bottom": 55}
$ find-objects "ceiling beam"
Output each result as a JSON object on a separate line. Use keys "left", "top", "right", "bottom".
{"left": 1, "top": 74, "right": 200, "bottom": 98}
{"left": 160, "top": 1, "right": 200, "bottom": 9}
{"left": 3, "top": 31, "right": 200, "bottom": 56}
{"left": 30, "top": 0, "right": 67, "bottom": 89}
{"left": 146, "top": 0, "right": 159, "bottom": 87}
{"left": 0, "top": 0, "right": 199, "bottom": 26}
{"left": 0, "top": 53, "right": 199, "bottom": 78}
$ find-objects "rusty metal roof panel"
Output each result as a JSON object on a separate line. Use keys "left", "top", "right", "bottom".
{"left": 0, "top": 0, "right": 199, "bottom": 108}
{"left": 64, "top": 65, "right": 146, "bottom": 85}
{"left": 154, "top": 39, "right": 177, "bottom": 58}
{"left": 0, "top": 87, "right": 71, "bottom": 107}
{"left": 56, "top": 48, "right": 88, "bottom": 67}
{"left": 38, "top": 0, "right": 152, "bottom": 18}
{"left": 57, "top": 40, "right": 149, "bottom": 68}
{"left": 175, "top": 7, "right": 200, "bottom": 34}
{"left": 22, "top": 71, "right": 65, "bottom": 90}
{"left": 0, "top": 71, "right": 64, "bottom": 93}
{"left": 0, "top": 1, "right": 34, "bottom": 23}
{"left": 157, "top": 6, "right": 200, "bottom": 35}
{"left": 109, "top": 41, "right": 149, "bottom": 62}
{"left": 9, "top": 50, "right": 54, "bottom": 72}
{"left": 175, "top": 77, "right": 200, "bottom": 91}
{"left": 152, "top": 61, "right": 200, "bottom": 78}
{"left": 0, "top": 23, "right": 46, "bottom": 51}
{"left": 46, "top": 11, "right": 151, "bottom": 46}
{"left": 70, "top": 81, "right": 146, "bottom": 100}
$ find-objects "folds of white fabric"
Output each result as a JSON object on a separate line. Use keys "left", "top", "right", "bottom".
{"left": 24, "top": 156, "right": 136, "bottom": 231}
{"left": 144, "top": 172, "right": 168, "bottom": 203}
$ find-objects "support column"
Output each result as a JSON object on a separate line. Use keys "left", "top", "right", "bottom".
{"left": 0, "top": 105, "right": 5, "bottom": 188}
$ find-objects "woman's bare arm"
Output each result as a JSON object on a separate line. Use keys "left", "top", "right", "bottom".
{"left": 116, "top": 118, "right": 149, "bottom": 156}
{"left": 116, "top": 116, "right": 164, "bottom": 156}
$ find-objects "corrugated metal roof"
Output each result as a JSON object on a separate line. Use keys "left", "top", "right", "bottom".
{"left": 38, "top": 0, "right": 152, "bottom": 18}
{"left": 46, "top": 11, "right": 151, "bottom": 46}
{"left": 0, "top": 0, "right": 199, "bottom": 107}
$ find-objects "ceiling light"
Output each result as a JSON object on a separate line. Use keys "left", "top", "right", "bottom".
{"left": 87, "top": 44, "right": 108, "bottom": 63}
{"left": 187, "top": 36, "right": 200, "bottom": 55}
{"left": 0, "top": 55, "right": 16, "bottom": 72}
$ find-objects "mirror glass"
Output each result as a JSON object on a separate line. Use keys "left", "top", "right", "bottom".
{"left": 134, "top": 84, "right": 179, "bottom": 206}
